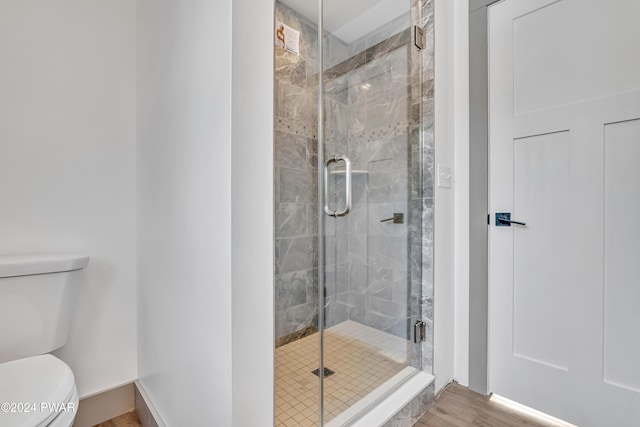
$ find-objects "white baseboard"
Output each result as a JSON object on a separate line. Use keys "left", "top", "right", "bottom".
{"left": 73, "top": 382, "right": 134, "bottom": 427}
{"left": 134, "top": 380, "right": 166, "bottom": 427}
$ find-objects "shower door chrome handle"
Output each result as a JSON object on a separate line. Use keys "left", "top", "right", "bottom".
{"left": 323, "top": 155, "right": 352, "bottom": 217}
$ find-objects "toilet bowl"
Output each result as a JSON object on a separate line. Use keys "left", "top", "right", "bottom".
{"left": 0, "top": 254, "right": 89, "bottom": 427}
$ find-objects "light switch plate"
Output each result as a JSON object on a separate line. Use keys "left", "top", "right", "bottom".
{"left": 437, "top": 164, "right": 452, "bottom": 189}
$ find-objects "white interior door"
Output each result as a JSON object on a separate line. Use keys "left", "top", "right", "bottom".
{"left": 488, "top": 0, "right": 640, "bottom": 426}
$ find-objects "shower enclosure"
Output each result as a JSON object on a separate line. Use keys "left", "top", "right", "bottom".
{"left": 274, "top": 0, "right": 434, "bottom": 425}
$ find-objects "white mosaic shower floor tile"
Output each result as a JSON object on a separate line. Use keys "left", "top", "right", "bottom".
{"left": 275, "top": 321, "right": 409, "bottom": 426}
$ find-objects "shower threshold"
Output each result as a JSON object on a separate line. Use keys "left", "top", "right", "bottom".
{"left": 327, "top": 366, "right": 433, "bottom": 426}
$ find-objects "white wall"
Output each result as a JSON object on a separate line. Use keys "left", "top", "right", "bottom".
{"left": 231, "top": 0, "right": 275, "bottom": 425}
{"left": 0, "top": 0, "right": 137, "bottom": 398}
{"left": 136, "top": 0, "right": 233, "bottom": 425}
{"left": 433, "top": 0, "right": 456, "bottom": 393}
{"left": 434, "top": 0, "right": 471, "bottom": 392}
{"left": 453, "top": 0, "right": 470, "bottom": 387}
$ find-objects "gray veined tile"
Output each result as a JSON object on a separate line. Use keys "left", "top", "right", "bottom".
{"left": 421, "top": 247, "right": 434, "bottom": 297}
{"left": 336, "top": 290, "right": 350, "bottom": 305}
{"left": 325, "top": 98, "right": 349, "bottom": 135}
{"left": 278, "top": 168, "right": 316, "bottom": 203}
{"left": 347, "top": 61, "right": 387, "bottom": 92}
{"left": 348, "top": 233, "right": 367, "bottom": 265}
{"left": 367, "top": 202, "right": 395, "bottom": 236}
{"left": 391, "top": 276, "right": 409, "bottom": 305}
{"left": 325, "top": 300, "right": 351, "bottom": 327}
{"left": 306, "top": 137, "right": 318, "bottom": 170}
{"left": 366, "top": 138, "right": 395, "bottom": 164}
{"left": 348, "top": 203, "right": 368, "bottom": 234}
{"left": 326, "top": 233, "right": 349, "bottom": 263}
{"left": 368, "top": 235, "right": 407, "bottom": 272}
{"left": 366, "top": 30, "right": 411, "bottom": 63}
{"left": 367, "top": 272, "right": 393, "bottom": 300}
{"left": 423, "top": 127, "right": 434, "bottom": 149}
{"left": 422, "top": 296, "right": 434, "bottom": 322}
{"left": 325, "top": 77, "right": 349, "bottom": 104}
{"left": 367, "top": 263, "right": 393, "bottom": 289}
{"left": 348, "top": 262, "right": 368, "bottom": 294}
{"left": 348, "top": 291, "right": 367, "bottom": 323}
{"left": 421, "top": 108, "right": 434, "bottom": 133}
{"left": 422, "top": 199, "right": 434, "bottom": 246}
{"left": 275, "top": 203, "right": 308, "bottom": 238}
{"left": 279, "top": 236, "right": 318, "bottom": 274}
{"left": 306, "top": 268, "right": 318, "bottom": 302}
{"left": 348, "top": 70, "right": 394, "bottom": 105}
{"left": 409, "top": 245, "right": 423, "bottom": 290}
{"left": 367, "top": 159, "right": 395, "bottom": 203}
{"left": 324, "top": 234, "right": 348, "bottom": 266}
{"left": 408, "top": 205, "right": 422, "bottom": 248}
{"left": 364, "top": 311, "right": 407, "bottom": 339}
{"left": 323, "top": 51, "right": 367, "bottom": 81}
{"left": 275, "top": 52, "right": 307, "bottom": 88}
{"left": 348, "top": 102, "right": 367, "bottom": 135}
{"left": 390, "top": 135, "right": 410, "bottom": 169}
{"left": 349, "top": 175, "right": 367, "bottom": 205}
{"left": 324, "top": 264, "right": 348, "bottom": 299}
{"left": 274, "top": 131, "right": 308, "bottom": 169}
{"left": 276, "top": 79, "right": 317, "bottom": 125}
{"left": 307, "top": 204, "right": 319, "bottom": 235}
{"left": 275, "top": 271, "right": 308, "bottom": 310}
{"left": 283, "top": 301, "right": 319, "bottom": 334}
{"left": 422, "top": 152, "right": 435, "bottom": 199}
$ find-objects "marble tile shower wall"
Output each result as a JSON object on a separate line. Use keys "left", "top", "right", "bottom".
{"left": 274, "top": 3, "right": 353, "bottom": 343}
{"left": 274, "top": 2, "right": 358, "bottom": 345}
{"left": 274, "top": 3, "right": 320, "bottom": 344}
{"left": 324, "top": 46, "right": 413, "bottom": 341}
{"left": 416, "top": 0, "right": 435, "bottom": 375}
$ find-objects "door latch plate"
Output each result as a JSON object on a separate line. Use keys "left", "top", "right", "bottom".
{"left": 496, "top": 212, "right": 511, "bottom": 226}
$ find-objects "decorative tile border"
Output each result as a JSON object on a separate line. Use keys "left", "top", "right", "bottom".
{"left": 275, "top": 115, "right": 317, "bottom": 140}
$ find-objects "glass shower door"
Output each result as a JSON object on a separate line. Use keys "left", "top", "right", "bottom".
{"left": 273, "top": 0, "right": 426, "bottom": 424}
{"left": 319, "top": 0, "right": 424, "bottom": 423}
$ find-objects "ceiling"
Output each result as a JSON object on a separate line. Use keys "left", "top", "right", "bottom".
{"left": 279, "top": 0, "right": 409, "bottom": 44}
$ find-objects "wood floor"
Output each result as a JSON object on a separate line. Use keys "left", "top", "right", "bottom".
{"left": 416, "top": 383, "right": 570, "bottom": 427}
{"left": 94, "top": 410, "right": 142, "bottom": 427}
{"left": 96, "top": 383, "right": 570, "bottom": 427}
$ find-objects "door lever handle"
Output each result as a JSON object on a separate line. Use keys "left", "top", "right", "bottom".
{"left": 495, "top": 213, "right": 526, "bottom": 227}
{"left": 499, "top": 218, "right": 526, "bottom": 226}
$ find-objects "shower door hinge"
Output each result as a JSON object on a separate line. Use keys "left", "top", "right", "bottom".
{"left": 414, "top": 320, "right": 427, "bottom": 343}
{"left": 414, "top": 25, "right": 425, "bottom": 50}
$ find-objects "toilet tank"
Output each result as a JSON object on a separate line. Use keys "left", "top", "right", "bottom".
{"left": 0, "top": 254, "right": 89, "bottom": 363}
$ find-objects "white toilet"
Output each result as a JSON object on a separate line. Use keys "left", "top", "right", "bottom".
{"left": 0, "top": 254, "right": 89, "bottom": 427}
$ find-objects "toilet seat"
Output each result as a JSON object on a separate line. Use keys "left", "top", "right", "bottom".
{"left": 0, "top": 355, "right": 77, "bottom": 427}
{"left": 45, "top": 385, "right": 78, "bottom": 427}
